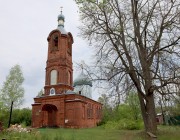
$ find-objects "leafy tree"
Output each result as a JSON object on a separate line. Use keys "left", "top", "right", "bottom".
{"left": 75, "top": 0, "right": 180, "bottom": 133}
{"left": 36, "top": 89, "right": 44, "bottom": 97}
{"left": 98, "top": 92, "right": 142, "bottom": 125}
{"left": 98, "top": 94, "right": 113, "bottom": 124}
{"left": 0, "top": 64, "right": 24, "bottom": 127}
{"left": 173, "top": 96, "right": 180, "bottom": 116}
{"left": 0, "top": 101, "right": 3, "bottom": 110}
{"left": 98, "top": 94, "right": 110, "bottom": 108}
{"left": 115, "top": 104, "right": 132, "bottom": 120}
{"left": 1, "top": 65, "right": 24, "bottom": 108}
{"left": 0, "top": 102, "right": 9, "bottom": 128}
{"left": 11, "top": 108, "right": 32, "bottom": 126}
{"left": 0, "top": 108, "right": 31, "bottom": 128}
{"left": 126, "top": 92, "right": 141, "bottom": 120}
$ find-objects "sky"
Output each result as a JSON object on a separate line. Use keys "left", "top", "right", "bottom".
{"left": 0, "top": 0, "right": 99, "bottom": 108}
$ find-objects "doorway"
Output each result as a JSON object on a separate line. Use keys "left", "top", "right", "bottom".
{"left": 42, "top": 104, "right": 58, "bottom": 127}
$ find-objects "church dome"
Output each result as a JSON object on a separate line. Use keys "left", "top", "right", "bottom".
{"left": 73, "top": 71, "right": 92, "bottom": 99}
{"left": 57, "top": 12, "right": 67, "bottom": 34}
{"left": 58, "top": 13, "right": 65, "bottom": 21}
{"left": 73, "top": 72, "right": 92, "bottom": 87}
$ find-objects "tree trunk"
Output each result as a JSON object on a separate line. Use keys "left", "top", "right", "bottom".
{"left": 8, "top": 101, "right": 13, "bottom": 128}
{"left": 138, "top": 93, "right": 157, "bottom": 134}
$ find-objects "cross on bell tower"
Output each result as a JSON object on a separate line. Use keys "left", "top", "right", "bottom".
{"left": 60, "top": 6, "right": 63, "bottom": 14}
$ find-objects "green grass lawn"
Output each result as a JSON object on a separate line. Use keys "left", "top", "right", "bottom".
{"left": 0, "top": 126, "right": 179, "bottom": 140}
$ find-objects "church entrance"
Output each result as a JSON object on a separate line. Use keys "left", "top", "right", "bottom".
{"left": 42, "top": 104, "right": 58, "bottom": 127}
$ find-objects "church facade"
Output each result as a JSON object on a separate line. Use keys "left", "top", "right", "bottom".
{"left": 31, "top": 12, "right": 102, "bottom": 128}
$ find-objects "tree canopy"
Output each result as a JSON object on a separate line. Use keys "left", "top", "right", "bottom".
{"left": 0, "top": 64, "right": 25, "bottom": 109}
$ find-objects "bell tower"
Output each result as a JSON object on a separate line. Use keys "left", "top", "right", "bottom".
{"left": 44, "top": 10, "right": 74, "bottom": 96}
{"left": 32, "top": 9, "right": 102, "bottom": 129}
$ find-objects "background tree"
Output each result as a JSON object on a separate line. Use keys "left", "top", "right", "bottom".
{"left": 98, "top": 94, "right": 113, "bottom": 124}
{"left": 0, "top": 101, "right": 9, "bottom": 128}
{"left": 36, "top": 89, "right": 44, "bottom": 97}
{"left": 126, "top": 92, "right": 141, "bottom": 121}
{"left": 11, "top": 108, "right": 32, "bottom": 126}
{"left": 98, "top": 92, "right": 142, "bottom": 129}
{"left": 0, "top": 64, "right": 24, "bottom": 127}
{"left": 75, "top": 0, "right": 180, "bottom": 133}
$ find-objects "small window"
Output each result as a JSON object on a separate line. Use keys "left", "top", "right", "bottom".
{"left": 50, "top": 88, "right": 56, "bottom": 95}
{"left": 68, "top": 71, "right": 71, "bottom": 85}
{"left": 54, "top": 37, "right": 58, "bottom": 47}
{"left": 51, "top": 35, "right": 58, "bottom": 52}
{"left": 67, "top": 39, "right": 72, "bottom": 55}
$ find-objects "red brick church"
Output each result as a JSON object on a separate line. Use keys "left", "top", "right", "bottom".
{"left": 31, "top": 11, "right": 102, "bottom": 128}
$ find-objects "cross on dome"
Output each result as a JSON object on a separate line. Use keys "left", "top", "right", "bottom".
{"left": 57, "top": 6, "right": 67, "bottom": 34}
{"left": 60, "top": 6, "right": 63, "bottom": 14}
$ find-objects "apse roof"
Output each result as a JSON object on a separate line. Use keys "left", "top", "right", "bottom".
{"left": 66, "top": 90, "right": 76, "bottom": 94}
{"left": 73, "top": 72, "right": 92, "bottom": 87}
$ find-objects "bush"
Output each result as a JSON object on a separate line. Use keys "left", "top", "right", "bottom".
{"left": 104, "top": 121, "right": 118, "bottom": 130}
{"left": 0, "top": 109, "right": 9, "bottom": 128}
{"left": 0, "top": 108, "right": 31, "bottom": 128}
{"left": 117, "top": 119, "right": 139, "bottom": 130}
{"left": 11, "top": 108, "right": 31, "bottom": 126}
{"left": 104, "top": 119, "right": 143, "bottom": 130}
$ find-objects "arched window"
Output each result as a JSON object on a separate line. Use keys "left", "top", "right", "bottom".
{"left": 54, "top": 36, "right": 58, "bottom": 47}
{"left": 51, "top": 34, "right": 58, "bottom": 52}
{"left": 67, "top": 39, "right": 72, "bottom": 55}
{"left": 50, "top": 70, "right": 57, "bottom": 85}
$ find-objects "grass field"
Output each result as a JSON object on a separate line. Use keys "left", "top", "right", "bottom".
{"left": 0, "top": 126, "right": 179, "bottom": 140}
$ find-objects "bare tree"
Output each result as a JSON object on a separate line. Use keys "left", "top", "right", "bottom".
{"left": 75, "top": 0, "right": 180, "bottom": 133}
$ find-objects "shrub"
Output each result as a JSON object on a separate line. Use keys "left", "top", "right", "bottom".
{"left": 103, "top": 121, "right": 118, "bottom": 130}
{"left": 117, "top": 119, "right": 139, "bottom": 130}
{"left": 104, "top": 119, "right": 143, "bottom": 130}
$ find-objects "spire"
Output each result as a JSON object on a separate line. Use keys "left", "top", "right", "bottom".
{"left": 58, "top": 6, "right": 65, "bottom": 27}
{"left": 60, "top": 6, "right": 63, "bottom": 14}
{"left": 57, "top": 6, "right": 67, "bottom": 34}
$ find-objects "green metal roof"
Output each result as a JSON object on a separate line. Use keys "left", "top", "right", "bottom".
{"left": 58, "top": 13, "right": 65, "bottom": 21}
{"left": 73, "top": 72, "right": 92, "bottom": 87}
